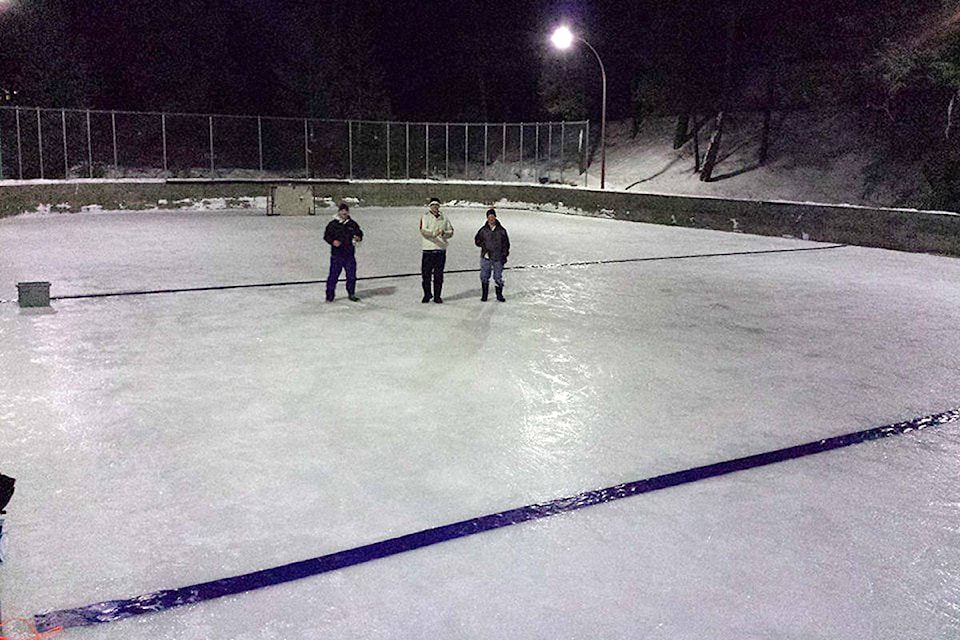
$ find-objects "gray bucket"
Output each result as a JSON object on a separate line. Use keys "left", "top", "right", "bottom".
{"left": 17, "top": 281, "right": 51, "bottom": 308}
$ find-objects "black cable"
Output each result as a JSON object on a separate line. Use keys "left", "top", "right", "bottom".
{"left": 39, "top": 244, "right": 845, "bottom": 303}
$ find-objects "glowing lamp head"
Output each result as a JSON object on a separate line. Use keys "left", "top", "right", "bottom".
{"left": 551, "top": 26, "right": 574, "bottom": 50}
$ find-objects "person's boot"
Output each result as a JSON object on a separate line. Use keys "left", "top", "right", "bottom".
{"left": 434, "top": 282, "right": 443, "bottom": 303}
{"left": 422, "top": 282, "right": 432, "bottom": 303}
{"left": 495, "top": 285, "right": 505, "bottom": 302}
{"left": 481, "top": 282, "right": 489, "bottom": 301}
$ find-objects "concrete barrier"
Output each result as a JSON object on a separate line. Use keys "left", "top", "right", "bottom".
{"left": 1, "top": 179, "right": 957, "bottom": 256}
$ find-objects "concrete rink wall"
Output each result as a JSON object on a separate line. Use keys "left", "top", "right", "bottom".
{"left": 1, "top": 178, "right": 958, "bottom": 256}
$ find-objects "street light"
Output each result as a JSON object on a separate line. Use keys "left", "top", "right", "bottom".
{"left": 551, "top": 25, "right": 607, "bottom": 189}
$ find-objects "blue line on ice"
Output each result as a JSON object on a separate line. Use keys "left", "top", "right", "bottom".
{"left": 34, "top": 408, "right": 958, "bottom": 632}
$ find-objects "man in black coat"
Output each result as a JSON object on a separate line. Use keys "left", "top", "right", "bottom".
{"left": 324, "top": 203, "right": 364, "bottom": 302}
{"left": 0, "top": 474, "right": 13, "bottom": 514}
{"left": 474, "top": 208, "right": 510, "bottom": 302}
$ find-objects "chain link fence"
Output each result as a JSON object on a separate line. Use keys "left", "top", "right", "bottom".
{"left": 0, "top": 106, "right": 591, "bottom": 186}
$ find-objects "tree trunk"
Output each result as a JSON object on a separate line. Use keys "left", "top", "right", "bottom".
{"left": 673, "top": 113, "right": 690, "bottom": 149}
{"left": 700, "top": 7, "right": 738, "bottom": 181}
{"left": 700, "top": 111, "right": 725, "bottom": 181}
{"left": 631, "top": 79, "right": 644, "bottom": 139}
{"left": 692, "top": 119, "right": 701, "bottom": 172}
{"left": 946, "top": 88, "right": 959, "bottom": 140}
{"left": 928, "top": 90, "right": 960, "bottom": 208}
{"left": 758, "top": 64, "right": 776, "bottom": 165}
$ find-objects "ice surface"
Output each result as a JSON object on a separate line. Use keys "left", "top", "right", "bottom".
{"left": 1, "top": 206, "right": 959, "bottom": 639}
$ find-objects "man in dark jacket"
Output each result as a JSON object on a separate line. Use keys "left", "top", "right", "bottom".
{"left": 0, "top": 474, "right": 13, "bottom": 514}
{"left": 474, "top": 208, "right": 510, "bottom": 301}
{"left": 324, "top": 203, "right": 363, "bottom": 302}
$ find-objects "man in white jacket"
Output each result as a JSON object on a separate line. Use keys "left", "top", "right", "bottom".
{"left": 419, "top": 198, "right": 454, "bottom": 303}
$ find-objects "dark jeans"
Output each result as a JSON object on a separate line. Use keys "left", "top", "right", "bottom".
{"left": 421, "top": 250, "right": 446, "bottom": 296}
{"left": 480, "top": 257, "right": 505, "bottom": 286}
{"left": 326, "top": 251, "right": 357, "bottom": 300}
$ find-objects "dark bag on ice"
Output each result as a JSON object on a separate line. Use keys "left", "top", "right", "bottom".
{"left": 0, "top": 474, "right": 14, "bottom": 514}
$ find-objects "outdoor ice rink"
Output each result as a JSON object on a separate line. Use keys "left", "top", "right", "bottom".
{"left": 1, "top": 205, "right": 959, "bottom": 639}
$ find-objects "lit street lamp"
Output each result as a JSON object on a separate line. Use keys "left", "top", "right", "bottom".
{"left": 551, "top": 25, "right": 607, "bottom": 189}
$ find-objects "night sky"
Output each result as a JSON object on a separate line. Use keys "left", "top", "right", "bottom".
{"left": 0, "top": 0, "right": 936, "bottom": 121}
{"left": 58, "top": 0, "right": 622, "bottom": 120}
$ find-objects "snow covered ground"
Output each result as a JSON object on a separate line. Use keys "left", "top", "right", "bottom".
{"left": 1, "top": 206, "right": 959, "bottom": 639}
{"left": 573, "top": 111, "right": 938, "bottom": 210}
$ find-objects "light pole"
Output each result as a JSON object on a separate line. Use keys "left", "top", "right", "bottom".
{"left": 551, "top": 25, "right": 607, "bottom": 189}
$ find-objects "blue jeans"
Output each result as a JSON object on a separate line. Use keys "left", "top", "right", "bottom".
{"left": 480, "top": 257, "right": 504, "bottom": 286}
{"left": 326, "top": 251, "right": 357, "bottom": 300}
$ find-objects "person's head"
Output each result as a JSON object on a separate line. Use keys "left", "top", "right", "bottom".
{"left": 429, "top": 198, "right": 441, "bottom": 214}
{"left": 337, "top": 202, "right": 350, "bottom": 220}
{"left": 486, "top": 208, "right": 497, "bottom": 226}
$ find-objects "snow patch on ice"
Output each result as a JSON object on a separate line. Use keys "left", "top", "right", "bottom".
{"left": 167, "top": 196, "right": 267, "bottom": 210}
{"left": 14, "top": 195, "right": 269, "bottom": 216}
{"left": 443, "top": 200, "right": 489, "bottom": 208}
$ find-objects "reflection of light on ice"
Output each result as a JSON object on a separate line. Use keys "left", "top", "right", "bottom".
{"left": 515, "top": 322, "right": 598, "bottom": 467}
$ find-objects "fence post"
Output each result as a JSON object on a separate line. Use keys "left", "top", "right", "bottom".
{"left": 37, "top": 108, "right": 44, "bottom": 179}
{"left": 303, "top": 118, "right": 309, "bottom": 178}
{"left": 444, "top": 123, "right": 449, "bottom": 179}
{"left": 519, "top": 124, "right": 523, "bottom": 182}
{"left": 0, "top": 113, "right": 4, "bottom": 180}
{"left": 501, "top": 123, "right": 506, "bottom": 171}
{"left": 386, "top": 122, "right": 390, "bottom": 179}
{"left": 15, "top": 108, "right": 22, "bottom": 179}
{"left": 583, "top": 123, "right": 589, "bottom": 187}
{"left": 208, "top": 115, "right": 215, "bottom": 176}
{"left": 257, "top": 116, "right": 263, "bottom": 174}
{"left": 535, "top": 123, "right": 539, "bottom": 183}
{"left": 61, "top": 109, "right": 68, "bottom": 178}
{"left": 425, "top": 124, "right": 429, "bottom": 177}
{"left": 484, "top": 123, "right": 488, "bottom": 169}
{"left": 464, "top": 124, "right": 469, "bottom": 178}
{"left": 161, "top": 113, "right": 167, "bottom": 174}
{"left": 548, "top": 123, "right": 553, "bottom": 169}
{"left": 348, "top": 121, "right": 353, "bottom": 179}
{"left": 86, "top": 109, "right": 92, "bottom": 178}
{"left": 405, "top": 122, "right": 410, "bottom": 178}
{"left": 560, "top": 121, "right": 565, "bottom": 184}
{"left": 111, "top": 111, "right": 118, "bottom": 174}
